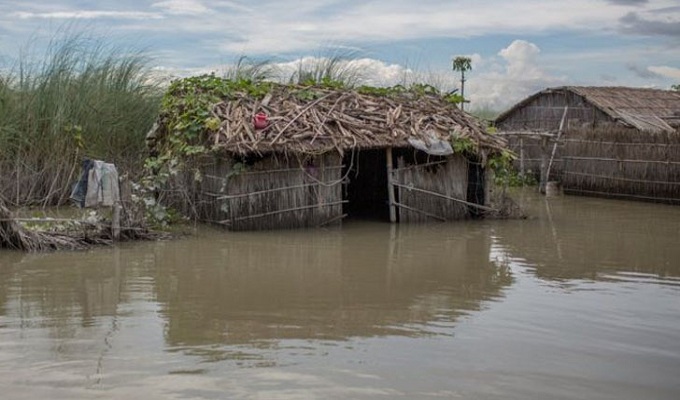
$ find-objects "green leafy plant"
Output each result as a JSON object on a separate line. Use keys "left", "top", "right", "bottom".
{"left": 444, "top": 92, "right": 465, "bottom": 105}
{"left": 487, "top": 150, "right": 536, "bottom": 186}
{"left": 451, "top": 136, "right": 476, "bottom": 155}
{"left": 160, "top": 75, "right": 273, "bottom": 147}
{"left": 357, "top": 85, "right": 406, "bottom": 97}
{"left": 294, "top": 88, "right": 322, "bottom": 101}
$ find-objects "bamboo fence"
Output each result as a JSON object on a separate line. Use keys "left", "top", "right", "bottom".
{"left": 560, "top": 128, "right": 680, "bottom": 203}
{"left": 505, "top": 127, "right": 680, "bottom": 203}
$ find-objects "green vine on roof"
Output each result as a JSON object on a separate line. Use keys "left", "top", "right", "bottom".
{"left": 154, "top": 74, "right": 480, "bottom": 166}
{"left": 161, "top": 74, "right": 273, "bottom": 146}
{"left": 357, "top": 85, "right": 406, "bottom": 97}
{"left": 451, "top": 136, "right": 477, "bottom": 155}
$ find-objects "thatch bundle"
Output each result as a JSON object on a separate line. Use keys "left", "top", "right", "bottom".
{"left": 150, "top": 80, "right": 506, "bottom": 157}
{"left": 0, "top": 201, "right": 106, "bottom": 251}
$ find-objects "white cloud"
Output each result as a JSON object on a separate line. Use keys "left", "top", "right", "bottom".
{"left": 120, "top": 0, "right": 642, "bottom": 54}
{"left": 151, "top": 41, "right": 561, "bottom": 112}
{"left": 498, "top": 40, "right": 542, "bottom": 78}
{"left": 152, "top": 57, "right": 414, "bottom": 87}
{"left": 151, "top": 0, "right": 210, "bottom": 16}
{"left": 467, "top": 40, "right": 565, "bottom": 111}
{"left": 647, "top": 65, "right": 680, "bottom": 79}
{"left": 4, "top": 0, "right": 676, "bottom": 112}
{"left": 13, "top": 11, "right": 162, "bottom": 20}
{"left": 270, "top": 57, "right": 412, "bottom": 86}
{"left": 206, "top": 0, "right": 679, "bottom": 54}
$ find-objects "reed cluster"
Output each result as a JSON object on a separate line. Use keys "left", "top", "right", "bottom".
{"left": 0, "top": 34, "right": 161, "bottom": 206}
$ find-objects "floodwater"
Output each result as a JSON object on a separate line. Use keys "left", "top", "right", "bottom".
{"left": 1, "top": 192, "right": 679, "bottom": 399}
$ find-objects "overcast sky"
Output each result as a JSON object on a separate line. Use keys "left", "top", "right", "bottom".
{"left": 1, "top": 0, "right": 678, "bottom": 110}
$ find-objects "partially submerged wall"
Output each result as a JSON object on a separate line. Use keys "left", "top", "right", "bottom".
{"left": 194, "top": 153, "right": 344, "bottom": 231}
{"left": 393, "top": 154, "right": 470, "bottom": 222}
{"left": 560, "top": 128, "right": 680, "bottom": 204}
{"left": 161, "top": 149, "right": 500, "bottom": 230}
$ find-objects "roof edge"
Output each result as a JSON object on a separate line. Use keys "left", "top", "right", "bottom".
{"left": 495, "top": 87, "right": 571, "bottom": 125}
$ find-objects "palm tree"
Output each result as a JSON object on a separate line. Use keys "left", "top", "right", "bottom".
{"left": 452, "top": 56, "right": 472, "bottom": 111}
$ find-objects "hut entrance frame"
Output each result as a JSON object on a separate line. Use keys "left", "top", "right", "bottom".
{"left": 342, "top": 149, "right": 392, "bottom": 222}
{"left": 341, "top": 147, "right": 486, "bottom": 223}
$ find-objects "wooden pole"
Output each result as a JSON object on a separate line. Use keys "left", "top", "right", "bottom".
{"left": 392, "top": 202, "right": 446, "bottom": 222}
{"left": 219, "top": 201, "right": 347, "bottom": 224}
{"left": 561, "top": 156, "right": 680, "bottom": 166}
{"left": 112, "top": 202, "right": 121, "bottom": 241}
{"left": 460, "top": 69, "right": 466, "bottom": 111}
{"left": 391, "top": 182, "right": 498, "bottom": 212}
{"left": 540, "top": 136, "right": 549, "bottom": 193}
{"left": 545, "top": 106, "right": 569, "bottom": 186}
{"left": 386, "top": 147, "right": 397, "bottom": 223}
{"left": 519, "top": 137, "right": 525, "bottom": 177}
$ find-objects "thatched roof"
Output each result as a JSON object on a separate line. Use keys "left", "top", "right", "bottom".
{"left": 150, "top": 78, "right": 506, "bottom": 157}
{"left": 496, "top": 86, "right": 680, "bottom": 133}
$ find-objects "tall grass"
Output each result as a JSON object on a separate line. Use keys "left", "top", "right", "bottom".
{"left": 284, "top": 50, "right": 365, "bottom": 87}
{"left": 221, "top": 56, "right": 275, "bottom": 82}
{"left": 0, "top": 34, "right": 161, "bottom": 206}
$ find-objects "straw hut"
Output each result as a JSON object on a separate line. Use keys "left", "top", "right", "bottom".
{"left": 148, "top": 77, "right": 508, "bottom": 230}
{"left": 496, "top": 86, "right": 680, "bottom": 203}
{"left": 496, "top": 86, "right": 680, "bottom": 133}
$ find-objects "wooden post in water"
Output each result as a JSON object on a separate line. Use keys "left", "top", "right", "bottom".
{"left": 546, "top": 106, "right": 569, "bottom": 186}
{"left": 519, "top": 137, "right": 525, "bottom": 178}
{"left": 540, "top": 136, "right": 549, "bottom": 193}
{"left": 386, "top": 148, "right": 397, "bottom": 223}
{"left": 541, "top": 106, "right": 568, "bottom": 194}
{"left": 112, "top": 202, "right": 121, "bottom": 241}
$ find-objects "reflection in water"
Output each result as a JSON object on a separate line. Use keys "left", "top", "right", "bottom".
{"left": 0, "top": 223, "right": 511, "bottom": 366}
{"left": 0, "top": 192, "right": 679, "bottom": 399}
{"left": 494, "top": 190, "right": 680, "bottom": 282}
{"left": 153, "top": 223, "right": 511, "bottom": 353}
{"left": 1, "top": 251, "right": 124, "bottom": 331}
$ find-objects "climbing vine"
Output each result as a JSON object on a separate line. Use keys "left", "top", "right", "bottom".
{"left": 487, "top": 149, "right": 535, "bottom": 186}
{"left": 160, "top": 74, "right": 273, "bottom": 147}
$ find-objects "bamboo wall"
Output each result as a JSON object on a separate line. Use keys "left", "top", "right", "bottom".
{"left": 505, "top": 136, "right": 565, "bottom": 181}
{"left": 196, "top": 153, "right": 344, "bottom": 231}
{"left": 498, "top": 91, "right": 613, "bottom": 132}
{"left": 162, "top": 150, "right": 489, "bottom": 230}
{"left": 394, "top": 155, "right": 470, "bottom": 222}
{"left": 499, "top": 91, "right": 616, "bottom": 181}
{"left": 560, "top": 128, "right": 680, "bottom": 204}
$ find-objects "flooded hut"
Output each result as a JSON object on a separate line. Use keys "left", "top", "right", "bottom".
{"left": 496, "top": 86, "right": 680, "bottom": 203}
{"left": 148, "top": 77, "right": 508, "bottom": 230}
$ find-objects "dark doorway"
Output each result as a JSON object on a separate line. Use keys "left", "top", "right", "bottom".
{"left": 466, "top": 158, "right": 485, "bottom": 219}
{"left": 342, "top": 149, "right": 390, "bottom": 221}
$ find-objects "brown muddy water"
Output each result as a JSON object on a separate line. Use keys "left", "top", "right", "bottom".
{"left": 1, "top": 191, "right": 679, "bottom": 399}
